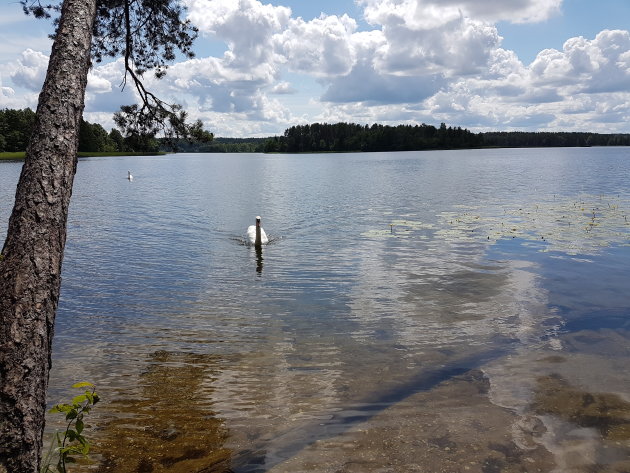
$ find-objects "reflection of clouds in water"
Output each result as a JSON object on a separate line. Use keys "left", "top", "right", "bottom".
{"left": 209, "top": 331, "right": 345, "bottom": 447}
{"left": 355, "top": 212, "right": 627, "bottom": 470}
{"left": 351, "top": 215, "right": 559, "bottom": 353}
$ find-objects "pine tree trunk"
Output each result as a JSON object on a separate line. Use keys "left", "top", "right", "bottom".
{"left": 0, "top": 1, "right": 97, "bottom": 471}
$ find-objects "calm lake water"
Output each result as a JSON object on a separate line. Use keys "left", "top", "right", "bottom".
{"left": 1, "top": 148, "right": 629, "bottom": 472}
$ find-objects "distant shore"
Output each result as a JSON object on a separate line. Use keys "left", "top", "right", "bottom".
{"left": 0, "top": 151, "right": 167, "bottom": 161}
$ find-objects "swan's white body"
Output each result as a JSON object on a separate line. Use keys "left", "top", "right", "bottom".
{"left": 127, "top": 170, "right": 133, "bottom": 181}
{"left": 247, "top": 216, "right": 268, "bottom": 246}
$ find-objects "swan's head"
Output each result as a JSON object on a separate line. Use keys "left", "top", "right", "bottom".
{"left": 256, "top": 216, "right": 261, "bottom": 225}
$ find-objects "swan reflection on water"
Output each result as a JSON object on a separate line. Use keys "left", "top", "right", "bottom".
{"left": 255, "top": 244, "right": 263, "bottom": 274}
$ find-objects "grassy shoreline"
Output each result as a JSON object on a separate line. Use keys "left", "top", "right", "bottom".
{"left": 0, "top": 151, "right": 167, "bottom": 161}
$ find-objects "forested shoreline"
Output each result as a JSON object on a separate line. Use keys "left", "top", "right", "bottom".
{"left": 0, "top": 108, "right": 160, "bottom": 154}
{"left": 164, "top": 122, "right": 630, "bottom": 153}
{"left": 262, "top": 122, "right": 630, "bottom": 153}
{"left": 3, "top": 108, "right": 630, "bottom": 156}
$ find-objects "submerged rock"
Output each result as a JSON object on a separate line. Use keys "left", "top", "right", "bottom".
{"left": 532, "top": 374, "right": 630, "bottom": 441}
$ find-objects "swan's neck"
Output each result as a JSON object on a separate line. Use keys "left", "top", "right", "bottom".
{"left": 255, "top": 223, "right": 262, "bottom": 247}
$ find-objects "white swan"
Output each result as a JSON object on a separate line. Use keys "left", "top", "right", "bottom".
{"left": 127, "top": 170, "right": 133, "bottom": 181}
{"left": 247, "top": 216, "right": 268, "bottom": 246}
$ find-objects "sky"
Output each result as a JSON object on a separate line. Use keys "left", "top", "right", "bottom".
{"left": 1, "top": 0, "right": 630, "bottom": 137}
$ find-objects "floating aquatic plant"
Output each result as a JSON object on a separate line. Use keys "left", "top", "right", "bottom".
{"left": 361, "top": 219, "right": 434, "bottom": 239}
{"left": 437, "top": 194, "right": 629, "bottom": 255}
{"left": 364, "top": 194, "right": 629, "bottom": 256}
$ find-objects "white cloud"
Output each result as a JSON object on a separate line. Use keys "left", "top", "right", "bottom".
{"left": 358, "top": 0, "right": 563, "bottom": 26}
{"left": 87, "top": 72, "right": 112, "bottom": 94}
{"left": 270, "top": 81, "right": 296, "bottom": 94}
{"left": 373, "top": 16, "right": 501, "bottom": 77}
{"left": 185, "top": 0, "right": 290, "bottom": 70}
{"left": 274, "top": 14, "right": 358, "bottom": 77}
{"left": 1, "top": 0, "right": 629, "bottom": 137}
{"left": 0, "top": 75, "right": 18, "bottom": 108}
{"left": 530, "top": 30, "right": 630, "bottom": 93}
{"left": 9, "top": 48, "right": 48, "bottom": 91}
{"left": 169, "top": 2, "right": 630, "bottom": 134}
{"left": 83, "top": 59, "right": 136, "bottom": 114}
{"left": 412, "top": 28, "right": 630, "bottom": 132}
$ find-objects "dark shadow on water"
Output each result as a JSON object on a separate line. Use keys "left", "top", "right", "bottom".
{"left": 228, "top": 346, "right": 509, "bottom": 472}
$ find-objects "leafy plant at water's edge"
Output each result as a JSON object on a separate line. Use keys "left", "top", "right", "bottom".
{"left": 41, "top": 382, "right": 99, "bottom": 473}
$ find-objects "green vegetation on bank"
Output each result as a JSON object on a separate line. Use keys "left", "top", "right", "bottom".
{"left": 1, "top": 108, "right": 162, "bottom": 155}
{"left": 0, "top": 152, "right": 25, "bottom": 160}
{"left": 3, "top": 107, "right": 630, "bottom": 157}
{"left": 166, "top": 136, "right": 267, "bottom": 153}
{"left": 1, "top": 151, "right": 165, "bottom": 161}
{"left": 482, "top": 131, "right": 630, "bottom": 148}
{"left": 264, "top": 122, "right": 481, "bottom": 153}
{"left": 262, "top": 122, "right": 630, "bottom": 153}
{"left": 186, "top": 124, "right": 630, "bottom": 154}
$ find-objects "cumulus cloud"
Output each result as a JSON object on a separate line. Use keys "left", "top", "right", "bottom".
{"left": 414, "top": 28, "right": 630, "bottom": 132}
{"left": 170, "top": 1, "right": 630, "bottom": 133}
{"left": 0, "top": 75, "right": 17, "bottom": 107}
{"left": 186, "top": 0, "right": 290, "bottom": 70}
{"left": 2, "top": 0, "right": 629, "bottom": 137}
{"left": 270, "top": 81, "right": 296, "bottom": 94}
{"left": 358, "top": 0, "right": 563, "bottom": 26}
{"left": 321, "top": 61, "right": 443, "bottom": 104}
{"left": 531, "top": 30, "right": 630, "bottom": 93}
{"left": 373, "top": 16, "right": 500, "bottom": 77}
{"left": 274, "top": 14, "right": 358, "bottom": 77}
{"left": 87, "top": 72, "right": 112, "bottom": 94}
{"left": 83, "top": 59, "right": 137, "bottom": 114}
{"left": 9, "top": 48, "right": 48, "bottom": 91}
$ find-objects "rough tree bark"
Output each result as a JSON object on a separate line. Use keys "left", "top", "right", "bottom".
{"left": 0, "top": 1, "right": 97, "bottom": 471}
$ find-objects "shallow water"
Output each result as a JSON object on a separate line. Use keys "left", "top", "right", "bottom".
{"left": 1, "top": 148, "right": 629, "bottom": 472}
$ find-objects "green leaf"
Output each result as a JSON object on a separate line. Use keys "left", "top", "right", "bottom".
{"left": 72, "top": 382, "right": 95, "bottom": 389}
{"left": 50, "top": 403, "right": 72, "bottom": 414}
{"left": 76, "top": 419, "right": 84, "bottom": 434}
{"left": 72, "top": 394, "right": 88, "bottom": 405}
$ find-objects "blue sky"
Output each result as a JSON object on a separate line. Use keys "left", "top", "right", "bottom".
{"left": 1, "top": 0, "right": 630, "bottom": 137}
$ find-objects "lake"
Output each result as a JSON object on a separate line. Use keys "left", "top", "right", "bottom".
{"left": 1, "top": 148, "right": 629, "bottom": 472}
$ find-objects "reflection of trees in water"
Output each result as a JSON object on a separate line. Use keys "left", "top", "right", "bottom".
{"left": 93, "top": 351, "right": 232, "bottom": 473}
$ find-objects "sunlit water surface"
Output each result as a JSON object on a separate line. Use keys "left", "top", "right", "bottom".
{"left": 1, "top": 148, "right": 629, "bottom": 472}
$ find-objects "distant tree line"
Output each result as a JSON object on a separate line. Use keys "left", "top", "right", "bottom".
{"left": 263, "top": 122, "right": 482, "bottom": 153}
{"left": 162, "top": 136, "right": 266, "bottom": 153}
{"left": 0, "top": 108, "right": 36, "bottom": 152}
{"left": 264, "top": 122, "right": 630, "bottom": 153}
{"left": 481, "top": 131, "right": 630, "bottom": 148}
{"left": 0, "top": 108, "right": 160, "bottom": 153}
{"left": 4, "top": 109, "right": 630, "bottom": 155}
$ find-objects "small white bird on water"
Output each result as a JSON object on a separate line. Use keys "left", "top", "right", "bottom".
{"left": 247, "top": 216, "right": 268, "bottom": 247}
{"left": 127, "top": 170, "right": 133, "bottom": 181}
